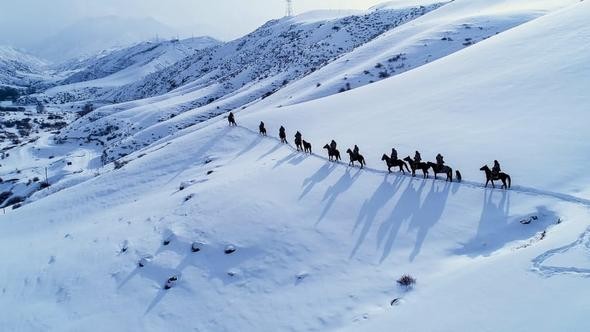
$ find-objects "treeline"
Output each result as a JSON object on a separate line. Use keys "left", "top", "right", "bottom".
{"left": 0, "top": 86, "right": 20, "bottom": 101}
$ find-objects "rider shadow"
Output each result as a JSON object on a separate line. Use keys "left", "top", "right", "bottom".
{"left": 257, "top": 142, "right": 283, "bottom": 161}
{"left": 454, "top": 191, "right": 558, "bottom": 257}
{"left": 407, "top": 181, "right": 451, "bottom": 262}
{"left": 299, "top": 162, "right": 338, "bottom": 201}
{"left": 377, "top": 179, "right": 426, "bottom": 263}
{"left": 233, "top": 135, "right": 263, "bottom": 160}
{"left": 288, "top": 153, "right": 309, "bottom": 166}
{"left": 317, "top": 169, "right": 362, "bottom": 224}
{"left": 273, "top": 151, "right": 299, "bottom": 169}
{"left": 452, "top": 189, "right": 511, "bottom": 257}
{"left": 349, "top": 175, "right": 404, "bottom": 259}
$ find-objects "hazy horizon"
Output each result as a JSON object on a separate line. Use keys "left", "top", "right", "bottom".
{"left": 0, "top": 0, "right": 386, "bottom": 51}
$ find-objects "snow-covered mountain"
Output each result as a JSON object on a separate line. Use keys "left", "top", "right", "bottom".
{"left": 1, "top": 0, "right": 590, "bottom": 331}
{"left": 0, "top": 46, "right": 48, "bottom": 89}
{"left": 31, "top": 16, "right": 179, "bottom": 62}
{"left": 39, "top": 37, "right": 220, "bottom": 104}
{"left": 60, "top": 2, "right": 449, "bottom": 162}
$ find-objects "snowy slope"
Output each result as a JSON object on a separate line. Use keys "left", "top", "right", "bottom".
{"left": 236, "top": 0, "right": 590, "bottom": 198}
{"left": 60, "top": 0, "right": 578, "bottom": 167}
{"left": 0, "top": 46, "right": 48, "bottom": 88}
{"left": 255, "top": 0, "right": 575, "bottom": 107}
{"left": 2, "top": 1, "right": 590, "bottom": 331}
{"left": 39, "top": 37, "right": 220, "bottom": 104}
{"left": 54, "top": 3, "right": 453, "bottom": 162}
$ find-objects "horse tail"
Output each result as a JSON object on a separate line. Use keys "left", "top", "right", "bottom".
{"left": 507, "top": 174, "right": 511, "bottom": 188}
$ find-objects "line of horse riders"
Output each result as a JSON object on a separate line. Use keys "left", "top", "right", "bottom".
{"left": 227, "top": 112, "right": 512, "bottom": 189}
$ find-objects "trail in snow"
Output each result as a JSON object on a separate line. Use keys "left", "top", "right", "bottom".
{"left": 532, "top": 226, "right": 590, "bottom": 278}
{"left": 233, "top": 125, "right": 590, "bottom": 208}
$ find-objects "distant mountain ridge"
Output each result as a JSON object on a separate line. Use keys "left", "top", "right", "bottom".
{"left": 31, "top": 16, "right": 179, "bottom": 62}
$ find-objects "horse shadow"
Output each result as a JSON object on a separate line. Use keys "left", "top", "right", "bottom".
{"left": 453, "top": 190, "right": 557, "bottom": 257}
{"left": 273, "top": 151, "right": 299, "bottom": 169}
{"left": 407, "top": 181, "right": 451, "bottom": 261}
{"left": 350, "top": 175, "right": 405, "bottom": 258}
{"left": 299, "top": 162, "right": 338, "bottom": 200}
{"left": 233, "top": 135, "right": 263, "bottom": 160}
{"left": 377, "top": 179, "right": 426, "bottom": 263}
{"left": 452, "top": 189, "right": 511, "bottom": 257}
{"left": 317, "top": 169, "right": 362, "bottom": 224}
{"left": 257, "top": 142, "right": 283, "bottom": 161}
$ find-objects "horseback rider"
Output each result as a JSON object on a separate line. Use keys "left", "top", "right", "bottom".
{"left": 436, "top": 153, "right": 445, "bottom": 170}
{"left": 330, "top": 140, "right": 337, "bottom": 151}
{"left": 390, "top": 147, "right": 398, "bottom": 161}
{"left": 294, "top": 131, "right": 302, "bottom": 143}
{"left": 414, "top": 151, "right": 422, "bottom": 164}
{"left": 227, "top": 112, "right": 235, "bottom": 126}
{"left": 492, "top": 160, "right": 501, "bottom": 178}
{"left": 353, "top": 145, "right": 360, "bottom": 157}
{"left": 279, "top": 126, "right": 286, "bottom": 143}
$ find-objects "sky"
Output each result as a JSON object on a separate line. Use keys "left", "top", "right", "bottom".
{"left": 0, "top": 0, "right": 386, "bottom": 48}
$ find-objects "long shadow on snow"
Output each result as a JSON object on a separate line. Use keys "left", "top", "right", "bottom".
{"left": 349, "top": 175, "right": 405, "bottom": 259}
{"left": 317, "top": 168, "right": 363, "bottom": 224}
{"left": 376, "top": 179, "right": 426, "bottom": 263}
{"left": 453, "top": 190, "right": 557, "bottom": 257}
{"left": 299, "top": 161, "right": 338, "bottom": 200}
{"left": 407, "top": 181, "right": 451, "bottom": 261}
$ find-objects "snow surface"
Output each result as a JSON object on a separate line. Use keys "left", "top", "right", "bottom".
{"left": 2, "top": 0, "right": 590, "bottom": 331}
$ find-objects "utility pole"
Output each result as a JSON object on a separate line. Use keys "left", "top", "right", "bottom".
{"left": 285, "top": 0, "right": 294, "bottom": 17}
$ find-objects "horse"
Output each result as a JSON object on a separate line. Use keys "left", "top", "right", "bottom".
{"left": 295, "top": 137, "right": 303, "bottom": 151}
{"left": 303, "top": 140, "right": 312, "bottom": 154}
{"left": 480, "top": 165, "right": 511, "bottom": 189}
{"left": 259, "top": 123, "right": 267, "bottom": 136}
{"left": 381, "top": 154, "right": 410, "bottom": 174}
{"left": 427, "top": 162, "right": 453, "bottom": 182}
{"left": 323, "top": 144, "right": 341, "bottom": 162}
{"left": 227, "top": 114, "right": 236, "bottom": 126}
{"left": 279, "top": 131, "right": 287, "bottom": 143}
{"left": 346, "top": 149, "right": 366, "bottom": 169}
{"left": 403, "top": 156, "right": 429, "bottom": 178}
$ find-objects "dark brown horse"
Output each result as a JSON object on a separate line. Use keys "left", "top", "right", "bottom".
{"left": 259, "top": 122, "right": 267, "bottom": 136}
{"left": 427, "top": 162, "right": 453, "bottom": 182}
{"left": 295, "top": 138, "right": 303, "bottom": 151}
{"left": 381, "top": 154, "right": 410, "bottom": 174}
{"left": 303, "top": 140, "right": 312, "bottom": 154}
{"left": 323, "top": 144, "right": 341, "bottom": 161}
{"left": 346, "top": 149, "right": 366, "bottom": 169}
{"left": 403, "top": 156, "right": 429, "bottom": 178}
{"left": 480, "top": 165, "right": 511, "bottom": 189}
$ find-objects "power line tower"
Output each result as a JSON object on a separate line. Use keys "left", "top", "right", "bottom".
{"left": 285, "top": 0, "right": 294, "bottom": 17}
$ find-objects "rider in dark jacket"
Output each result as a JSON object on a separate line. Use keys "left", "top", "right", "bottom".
{"left": 353, "top": 145, "right": 360, "bottom": 156}
{"left": 414, "top": 151, "right": 422, "bottom": 164}
{"left": 492, "top": 160, "right": 501, "bottom": 178}
{"left": 330, "top": 140, "right": 337, "bottom": 151}
{"left": 390, "top": 148, "right": 398, "bottom": 161}
{"left": 436, "top": 153, "right": 445, "bottom": 168}
{"left": 279, "top": 126, "right": 286, "bottom": 143}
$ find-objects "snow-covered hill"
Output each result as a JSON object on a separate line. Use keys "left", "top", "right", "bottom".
{"left": 60, "top": 0, "right": 579, "bottom": 166}
{"left": 56, "top": 2, "right": 450, "bottom": 162}
{"left": 0, "top": 46, "right": 48, "bottom": 89}
{"left": 31, "top": 16, "right": 179, "bottom": 62}
{"left": 2, "top": 0, "right": 590, "bottom": 331}
{"left": 39, "top": 37, "right": 220, "bottom": 104}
